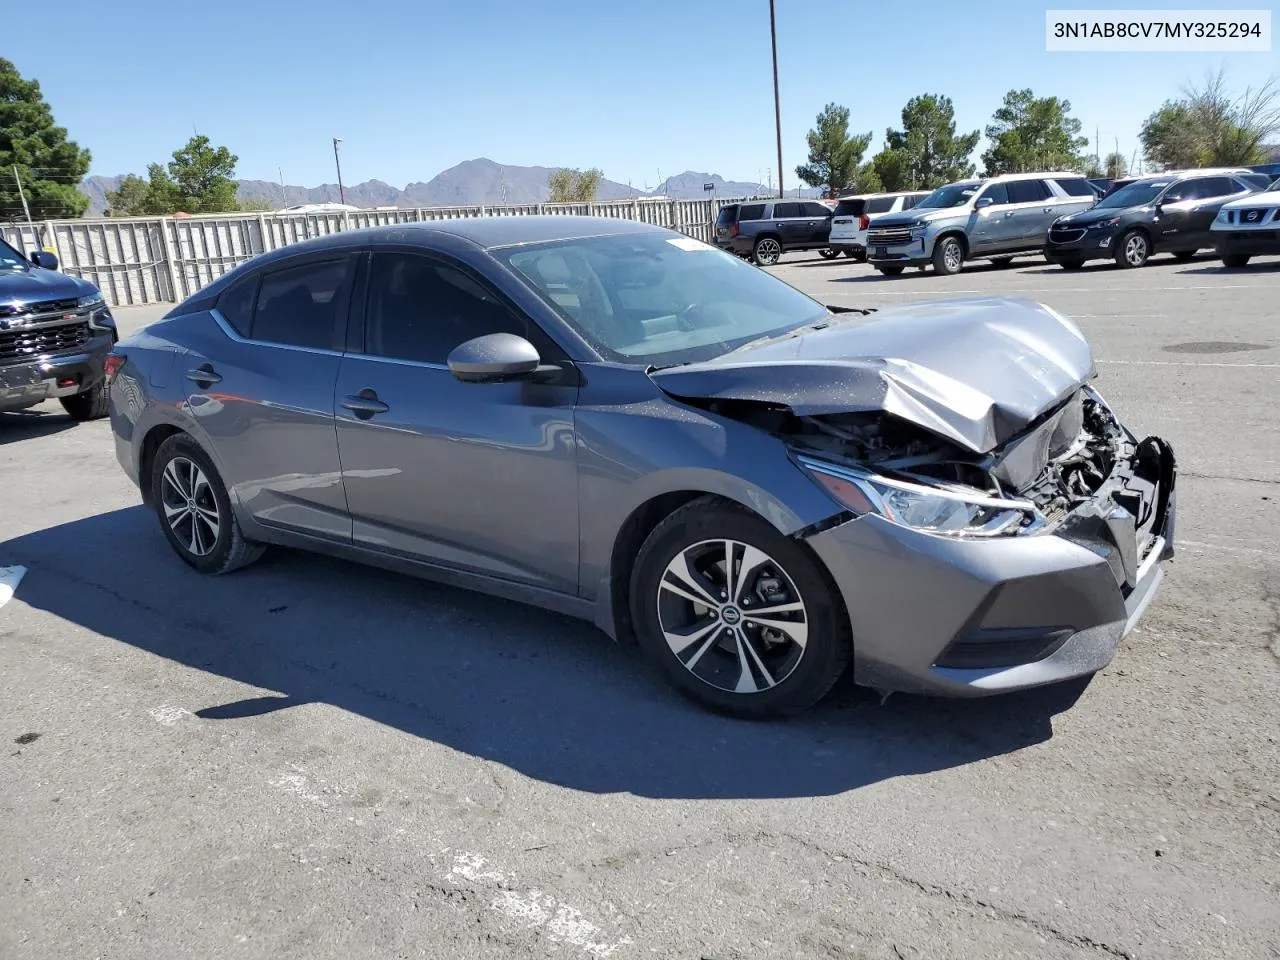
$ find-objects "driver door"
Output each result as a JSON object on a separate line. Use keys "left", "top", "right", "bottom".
{"left": 968, "top": 182, "right": 1010, "bottom": 253}
{"left": 333, "top": 249, "right": 581, "bottom": 593}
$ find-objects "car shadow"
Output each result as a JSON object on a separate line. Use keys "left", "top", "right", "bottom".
{"left": 5, "top": 507, "right": 1091, "bottom": 800}
{"left": 1180, "top": 259, "right": 1280, "bottom": 276}
{"left": 0, "top": 409, "right": 80, "bottom": 443}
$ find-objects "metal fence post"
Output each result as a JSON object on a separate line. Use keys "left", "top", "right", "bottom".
{"left": 257, "top": 214, "right": 269, "bottom": 254}
{"left": 341, "top": 211, "right": 350, "bottom": 232}
{"left": 157, "top": 218, "right": 180, "bottom": 302}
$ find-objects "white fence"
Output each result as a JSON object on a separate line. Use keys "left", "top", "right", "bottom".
{"left": 1, "top": 196, "right": 750, "bottom": 308}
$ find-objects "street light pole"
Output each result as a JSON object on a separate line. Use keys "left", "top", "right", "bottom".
{"left": 769, "top": 0, "right": 784, "bottom": 199}
{"left": 332, "top": 137, "right": 346, "bottom": 205}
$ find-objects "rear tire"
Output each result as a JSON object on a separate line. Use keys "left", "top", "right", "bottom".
{"left": 1221, "top": 253, "right": 1251, "bottom": 268}
{"left": 151, "top": 434, "right": 265, "bottom": 575}
{"left": 844, "top": 249, "right": 863, "bottom": 260}
{"left": 630, "top": 497, "right": 851, "bottom": 718}
{"left": 1173, "top": 250, "right": 1196, "bottom": 262}
{"left": 818, "top": 247, "right": 839, "bottom": 260}
{"left": 1059, "top": 258, "right": 1085, "bottom": 271}
{"left": 874, "top": 265, "right": 905, "bottom": 276}
{"left": 59, "top": 380, "right": 109, "bottom": 421}
{"left": 932, "top": 235, "right": 964, "bottom": 275}
{"left": 990, "top": 256, "right": 1014, "bottom": 268}
{"left": 1114, "top": 229, "right": 1150, "bottom": 268}
{"left": 752, "top": 236, "right": 782, "bottom": 266}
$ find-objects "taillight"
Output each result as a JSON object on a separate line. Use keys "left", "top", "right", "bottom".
{"left": 859, "top": 214, "right": 870, "bottom": 230}
{"left": 730, "top": 223, "right": 740, "bottom": 237}
{"left": 103, "top": 353, "right": 125, "bottom": 384}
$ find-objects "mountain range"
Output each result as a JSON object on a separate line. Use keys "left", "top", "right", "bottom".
{"left": 77, "top": 158, "right": 817, "bottom": 216}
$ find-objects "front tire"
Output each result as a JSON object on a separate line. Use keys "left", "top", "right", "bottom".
{"left": 630, "top": 498, "right": 851, "bottom": 718}
{"left": 1058, "top": 258, "right": 1085, "bottom": 270}
{"left": 752, "top": 236, "right": 782, "bottom": 266}
{"left": 874, "top": 265, "right": 905, "bottom": 276}
{"left": 932, "top": 236, "right": 964, "bottom": 275}
{"left": 59, "top": 380, "right": 108, "bottom": 421}
{"left": 1221, "top": 253, "right": 1250, "bottom": 268}
{"left": 1115, "top": 229, "right": 1150, "bottom": 268}
{"left": 151, "top": 434, "right": 264, "bottom": 575}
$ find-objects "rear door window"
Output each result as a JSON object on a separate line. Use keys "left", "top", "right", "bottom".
{"left": 252, "top": 258, "right": 353, "bottom": 350}
{"left": 1007, "top": 179, "right": 1051, "bottom": 204}
{"left": 900, "top": 194, "right": 924, "bottom": 210}
{"left": 1052, "top": 178, "right": 1095, "bottom": 197}
{"left": 802, "top": 202, "right": 832, "bottom": 218}
{"left": 772, "top": 202, "right": 802, "bottom": 219}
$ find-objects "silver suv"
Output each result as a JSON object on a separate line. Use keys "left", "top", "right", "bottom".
{"left": 865, "top": 172, "right": 1099, "bottom": 276}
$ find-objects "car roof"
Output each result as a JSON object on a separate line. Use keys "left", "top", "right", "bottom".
{"left": 988, "top": 171, "right": 1087, "bottom": 181}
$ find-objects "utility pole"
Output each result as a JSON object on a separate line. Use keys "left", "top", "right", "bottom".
{"left": 279, "top": 167, "right": 289, "bottom": 207}
{"left": 769, "top": 0, "right": 784, "bottom": 198}
{"left": 12, "top": 166, "right": 35, "bottom": 245}
{"left": 332, "top": 137, "right": 346, "bottom": 205}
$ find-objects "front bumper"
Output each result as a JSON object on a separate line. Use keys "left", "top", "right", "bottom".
{"left": 1044, "top": 229, "right": 1119, "bottom": 263}
{"left": 0, "top": 334, "right": 113, "bottom": 413}
{"left": 806, "top": 436, "right": 1177, "bottom": 697}
{"left": 1213, "top": 230, "right": 1280, "bottom": 256}
{"left": 865, "top": 236, "right": 930, "bottom": 266}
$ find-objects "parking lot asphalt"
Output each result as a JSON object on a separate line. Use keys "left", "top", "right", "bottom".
{"left": 2, "top": 251, "right": 1278, "bottom": 960}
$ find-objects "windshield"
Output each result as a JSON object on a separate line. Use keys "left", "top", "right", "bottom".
{"left": 915, "top": 183, "right": 980, "bottom": 209}
{"left": 495, "top": 234, "right": 829, "bottom": 367}
{"left": 0, "top": 238, "right": 27, "bottom": 270}
{"left": 1096, "top": 180, "right": 1172, "bottom": 209}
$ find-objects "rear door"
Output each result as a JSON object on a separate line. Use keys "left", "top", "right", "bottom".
{"left": 1004, "top": 178, "right": 1056, "bottom": 247}
{"left": 1184, "top": 176, "right": 1251, "bottom": 246}
{"left": 180, "top": 254, "right": 357, "bottom": 541}
{"left": 1153, "top": 178, "right": 1204, "bottom": 249}
{"left": 772, "top": 202, "right": 807, "bottom": 247}
{"left": 802, "top": 201, "right": 834, "bottom": 244}
{"left": 333, "top": 248, "right": 580, "bottom": 593}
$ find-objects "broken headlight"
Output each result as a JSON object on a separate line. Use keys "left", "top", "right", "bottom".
{"left": 796, "top": 455, "right": 1040, "bottom": 538}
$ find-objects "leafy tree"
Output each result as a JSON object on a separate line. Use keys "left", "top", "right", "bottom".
{"left": 236, "top": 195, "right": 273, "bottom": 212}
{"left": 547, "top": 167, "right": 602, "bottom": 203}
{"left": 105, "top": 136, "right": 242, "bottom": 216}
{"left": 1141, "top": 69, "right": 1280, "bottom": 168}
{"left": 872, "top": 94, "right": 979, "bottom": 191}
{"left": 1104, "top": 151, "right": 1128, "bottom": 179}
{"left": 1080, "top": 155, "right": 1104, "bottom": 179}
{"left": 981, "top": 89, "right": 1088, "bottom": 174}
{"left": 104, "top": 174, "right": 151, "bottom": 216}
{"left": 0, "top": 58, "right": 91, "bottom": 219}
{"left": 795, "top": 103, "right": 872, "bottom": 198}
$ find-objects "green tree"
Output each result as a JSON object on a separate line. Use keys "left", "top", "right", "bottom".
{"left": 1080, "top": 155, "right": 1104, "bottom": 179}
{"left": 0, "top": 58, "right": 91, "bottom": 219}
{"left": 1141, "top": 70, "right": 1280, "bottom": 169}
{"left": 981, "top": 89, "right": 1088, "bottom": 174}
{"left": 1104, "top": 151, "right": 1128, "bottom": 179}
{"left": 105, "top": 136, "right": 242, "bottom": 216}
{"left": 236, "top": 195, "right": 273, "bottom": 212}
{"left": 547, "top": 167, "right": 602, "bottom": 203}
{"left": 104, "top": 174, "right": 150, "bottom": 216}
{"left": 794, "top": 103, "right": 872, "bottom": 198}
{"left": 873, "top": 94, "right": 979, "bottom": 191}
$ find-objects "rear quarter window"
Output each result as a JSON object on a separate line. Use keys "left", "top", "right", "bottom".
{"left": 1053, "top": 178, "right": 1095, "bottom": 197}
{"left": 738, "top": 203, "right": 766, "bottom": 221}
{"left": 865, "top": 196, "right": 895, "bottom": 214}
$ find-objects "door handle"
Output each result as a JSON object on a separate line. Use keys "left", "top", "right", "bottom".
{"left": 341, "top": 388, "right": 389, "bottom": 420}
{"left": 1004, "top": 211, "right": 1016, "bottom": 217}
{"left": 1043, "top": 207, "right": 1054, "bottom": 213}
{"left": 186, "top": 363, "right": 221, "bottom": 386}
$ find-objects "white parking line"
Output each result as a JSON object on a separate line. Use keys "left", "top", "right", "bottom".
{"left": 1175, "top": 540, "right": 1278, "bottom": 559}
{"left": 1097, "top": 359, "right": 1280, "bottom": 368}
{"left": 821, "top": 284, "right": 1279, "bottom": 295}
{"left": 0, "top": 565, "right": 26, "bottom": 609}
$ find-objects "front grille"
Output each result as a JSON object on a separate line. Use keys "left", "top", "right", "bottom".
{"left": 1230, "top": 230, "right": 1278, "bottom": 240}
{"left": 0, "top": 320, "right": 92, "bottom": 365}
{"left": 1049, "top": 227, "right": 1086, "bottom": 243}
{"left": 1236, "top": 208, "right": 1270, "bottom": 224}
{"left": 867, "top": 227, "right": 913, "bottom": 245}
{"left": 0, "top": 297, "right": 79, "bottom": 319}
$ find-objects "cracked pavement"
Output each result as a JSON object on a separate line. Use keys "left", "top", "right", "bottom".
{"left": 2, "top": 252, "right": 1278, "bottom": 959}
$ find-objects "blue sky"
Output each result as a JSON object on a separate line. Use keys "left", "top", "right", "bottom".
{"left": 14, "top": 0, "right": 1278, "bottom": 189}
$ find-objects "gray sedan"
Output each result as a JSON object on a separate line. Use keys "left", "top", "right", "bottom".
{"left": 106, "top": 217, "right": 1176, "bottom": 717}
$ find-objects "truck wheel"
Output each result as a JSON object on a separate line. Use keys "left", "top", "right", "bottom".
{"left": 752, "top": 236, "right": 782, "bottom": 266}
{"left": 1221, "top": 254, "right": 1251, "bottom": 268}
{"left": 59, "top": 380, "right": 109, "bottom": 421}
{"left": 818, "top": 247, "right": 839, "bottom": 260}
{"left": 932, "top": 236, "right": 964, "bottom": 275}
{"left": 875, "top": 265, "right": 905, "bottom": 276}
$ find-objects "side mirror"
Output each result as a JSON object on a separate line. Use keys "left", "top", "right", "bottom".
{"left": 30, "top": 250, "right": 58, "bottom": 270}
{"left": 974, "top": 196, "right": 993, "bottom": 209}
{"left": 447, "top": 332, "right": 541, "bottom": 383}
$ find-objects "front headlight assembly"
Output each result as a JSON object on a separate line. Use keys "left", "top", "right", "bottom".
{"left": 796, "top": 454, "right": 1042, "bottom": 538}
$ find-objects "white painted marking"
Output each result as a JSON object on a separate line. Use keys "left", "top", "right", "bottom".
{"left": 271, "top": 772, "right": 328, "bottom": 807}
{"left": 1097, "top": 359, "right": 1280, "bottom": 369}
{"left": 0, "top": 565, "right": 26, "bottom": 609}
{"left": 1175, "top": 539, "right": 1278, "bottom": 559}
{"left": 147, "top": 705, "right": 192, "bottom": 726}
{"left": 450, "top": 853, "right": 633, "bottom": 957}
{"left": 819, "top": 284, "right": 1279, "bottom": 295}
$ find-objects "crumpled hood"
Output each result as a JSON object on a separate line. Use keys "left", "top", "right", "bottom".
{"left": 650, "top": 296, "right": 1096, "bottom": 454}
{"left": 0, "top": 265, "right": 97, "bottom": 304}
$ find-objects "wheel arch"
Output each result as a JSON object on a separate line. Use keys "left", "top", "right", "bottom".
{"left": 934, "top": 229, "right": 969, "bottom": 257}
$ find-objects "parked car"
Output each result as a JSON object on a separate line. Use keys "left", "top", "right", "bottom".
{"left": 865, "top": 172, "right": 1098, "bottom": 276}
{"left": 108, "top": 217, "right": 1176, "bottom": 717}
{"left": 828, "top": 191, "right": 929, "bottom": 260}
{"left": 1044, "top": 169, "right": 1262, "bottom": 269}
{"left": 0, "top": 237, "right": 117, "bottom": 420}
{"left": 713, "top": 200, "right": 835, "bottom": 265}
{"left": 1212, "top": 176, "right": 1280, "bottom": 267}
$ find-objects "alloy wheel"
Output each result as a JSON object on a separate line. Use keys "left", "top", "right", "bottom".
{"left": 943, "top": 240, "right": 962, "bottom": 272}
{"left": 656, "top": 539, "right": 808, "bottom": 694}
{"left": 160, "top": 456, "right": 221, "bottom": 557}
{"left": 754, "top": 238, "right": 781, "bottom": 265}
{"left": 1124, "top": 233, "right": 1148, "bottom": 266}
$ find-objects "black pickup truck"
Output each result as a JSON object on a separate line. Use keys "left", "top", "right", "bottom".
{"left": 0, "top": 237, "right": 116, "bottom": 421}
